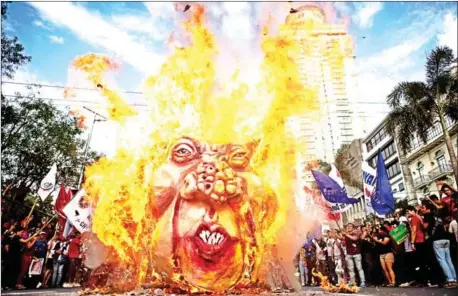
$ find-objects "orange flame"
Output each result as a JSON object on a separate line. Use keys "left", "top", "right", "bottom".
{"left": 71, "top": 3, "right": 354, "bottom": 292}
{"left": 312, "top": 269, "right": 359, "bottom": 293}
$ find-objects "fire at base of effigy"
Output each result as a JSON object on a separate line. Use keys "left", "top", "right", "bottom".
{"left": 61, "top": 3, "right": 353, "bottom": 295}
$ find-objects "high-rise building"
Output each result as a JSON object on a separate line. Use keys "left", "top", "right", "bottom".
{"left": 283, "top": 6, "right": 365, "bottom": 204}
{"left": 282, "top": 6, "right": 363, "bottom": 166}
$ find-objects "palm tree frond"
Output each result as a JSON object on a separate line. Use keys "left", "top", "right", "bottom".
{"left": 426, "top": 46, "right": 454, "bottom": 87}
{"left": 386, "top": 81, "right": 433, "bottom": 109}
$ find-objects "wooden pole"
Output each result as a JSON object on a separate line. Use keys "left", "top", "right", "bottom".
{"left": 1, "top": 181, "right": 15, "bottom": 198}
{"left": 27, "top": 197, "right": 39, "bottom": 218}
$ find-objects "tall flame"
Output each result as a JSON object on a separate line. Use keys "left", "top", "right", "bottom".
{"left": 69, "top": 3, "right": 353, "bottom": 291}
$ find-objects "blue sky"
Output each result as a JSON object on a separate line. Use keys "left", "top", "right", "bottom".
{"left": 2, "top": 2, "right": 457, "bottom": 154}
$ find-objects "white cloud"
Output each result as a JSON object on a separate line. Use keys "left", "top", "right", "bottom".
{"left": 437, "top": 12, "right": 457, "bottom": 55}
{"left": 49, "top": 35, "right": 64, "bottom": 44}
{"left": 111, "top": 12, "right": 172, "bottom": 42}
{"left": 33, "top": 20, "right": 47, "bottom": 29}
{"left": 354, "top": 5, "right": 456, "bottom": 132}
{"left": 30, "top": 2, "right": 165, "bottom": 75}
{"left": 360, "top": 37, "right": 428, "bottom": 72}
{"left": 353, "top": 3, "right": 383, "bottom": 28}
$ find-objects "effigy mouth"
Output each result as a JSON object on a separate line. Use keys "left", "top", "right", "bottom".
{"left": 191, "top": 222, "right": 239, "bottom": 261}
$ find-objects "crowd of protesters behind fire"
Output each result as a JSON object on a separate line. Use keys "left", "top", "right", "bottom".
{"left": 1, "top": 216, "right": 88, "bottom": 291}
{"left": 1, "top": 183, "right": 457, "bottom": 291}
{"left": 295, "top": 183, "right": 458, "bottom": 289}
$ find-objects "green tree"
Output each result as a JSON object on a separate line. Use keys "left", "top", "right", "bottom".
{"left": 1, "top": 2, "right": 103, "bottom": 219}
{"left": 386, "top": 46, "right": 458, "bottom": 185}
{"left": 1, "top": 2, "right": 31, "bottom": 78}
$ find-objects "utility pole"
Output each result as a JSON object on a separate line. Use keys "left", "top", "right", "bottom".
{"left": 77, "top": 107, "right": 107, "bottom": 189}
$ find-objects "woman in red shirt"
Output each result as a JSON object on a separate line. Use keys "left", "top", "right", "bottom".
{"left": 441, "top": 184, "right": 458, "bottom": 219}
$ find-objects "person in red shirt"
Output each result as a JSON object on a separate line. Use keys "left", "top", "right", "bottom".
{"left": 441, "top": 184, "right": 458, "bottom": 219}
{"left": 65, "top": 233, "right": 82, "bottom": 287}
{"left": 407, "top": 206, "right": 427, "bottom": 286}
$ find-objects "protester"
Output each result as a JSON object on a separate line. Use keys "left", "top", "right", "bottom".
{"left": 298, "top": 247, "right": 308, "bottom": 286}
{"left": 2, "top": 225, "right": 24, "bottom": 290}
{"left": 373, "top": 225, "right": 395, "bottom": 286}
{"left": 313, "top": 236, "right": 327, "bottom": 280}
{"left": 42, "top": 234, "right": 59, "bottom": 288}
{"left": 16, "top": 229, "right": 38, "bottom": 289}
{"left": 441, "top": 184, "right": 458, "bottom": 218}
{"left": 431, "top": 212, "right": 457, "bottom": 287}
{"left": 343, "top": 223, "right": 366, "bottom": 287}
{"left": 450, "top": 212, "right": 458, "bottom": 269}
{"left": 406, "top": 206, "right": 428, "bottom": 286}
{"left": 65, "top": 233, "right": 82, "bottom": 287}
{"left": 51, "top": 236, "right": 69, "bottom": 288}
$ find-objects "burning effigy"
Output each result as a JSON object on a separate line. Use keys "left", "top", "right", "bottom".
{"left": 64, "top": 3, "right": 351, "bottom": 294}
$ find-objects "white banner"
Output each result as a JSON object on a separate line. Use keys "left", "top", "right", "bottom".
{"left": 327, "top": 165, "right": 356, "bottom": 213}
{"left": 62, "top": 189, "right": 93, "bottom": 233}
{"left": 362, "top": 162, "right": 383, "bottom": 217}
{"left": 37, "top": 163, "right": 57, "bottom": 201}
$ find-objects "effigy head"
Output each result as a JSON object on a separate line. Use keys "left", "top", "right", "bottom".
{"left": 151, "top": 136, "right": 277, "bottom": 292}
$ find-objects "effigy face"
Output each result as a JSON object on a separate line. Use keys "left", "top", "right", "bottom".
{"left": 151, "top": 137, "right": 277, "bottom": 292}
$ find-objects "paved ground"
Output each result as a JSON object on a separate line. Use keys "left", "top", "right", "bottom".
{"left": 1, "top": 287, "right": 457, "bottom": 296}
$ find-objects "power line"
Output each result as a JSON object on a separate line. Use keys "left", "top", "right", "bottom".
{"left": 1, "top": 94, "right": 150, "bottom": 108}
{"left": 1, "top": 81, "right": 143, "bottom": 95}
{"left": 2, "top": 81, "right": 390, "bottom": 105}
{"left": 2, "top": 93, "right": 394, "bottom": 114}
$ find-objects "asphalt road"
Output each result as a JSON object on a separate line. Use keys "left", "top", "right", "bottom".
{"left": 1, "top": 287, "right": 457, "bottom": 296}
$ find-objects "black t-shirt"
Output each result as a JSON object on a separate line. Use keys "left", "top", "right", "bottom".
{"left": 376, "top": 233, "right": 392, "bottom": 255}
{"left": 423, "top": 213, "right": 435, "bottom": 238}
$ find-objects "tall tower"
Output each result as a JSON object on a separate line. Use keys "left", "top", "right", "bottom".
{"left": 282, "top": 6, "right": 361, "bottom": 214}
{"left": 282, "top": 5, "right": 359, "bottom": 164}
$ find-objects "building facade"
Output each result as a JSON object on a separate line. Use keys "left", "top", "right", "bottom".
{"left": 400, "top": 117, "right": 457, "bottom": 198}
{"left": 344, "top": 118, "right": 413, "bottom": 223}
{"left": 282, "top": 5, "right": 365, "bottom": 165}
{"left": 362, "top": 120, "right": 410, "bottom": 201}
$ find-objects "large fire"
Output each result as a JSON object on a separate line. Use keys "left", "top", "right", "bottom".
{"left": 65, "top": 3, "right": 352, "bottom": 294}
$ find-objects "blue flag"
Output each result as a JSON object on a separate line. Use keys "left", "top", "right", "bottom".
{"left": 311, "top": 170, "right": 359, "bottom": 204}
{"left": 371, "top": 151, "right": 395, "bottom": 215}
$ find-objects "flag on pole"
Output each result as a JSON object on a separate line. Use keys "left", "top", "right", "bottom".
{"left": 304, "top": 185, "right": 341, "bottom": 221}
{"left": 311, "top": 170, "right": 359, "bottom": 205}
{"left": 54, "top": 183, "right": 71, "bottom": 235}
{"left": 327, "top": 165, "right": 359, "bottom": 213}
{"left": 37, "top": 163, "right": 57, "bottom": 201}
{"left": 62, "top": 189, "right": 74, "bottom": 238}
{"left": 362, "top": 162, "right": 376, "bottom": 215}
{"left": 63, "top": 189, "right": 93, "bottom": 233}
{"left": 371, "top": 151, "right": 395, "bottom": 215}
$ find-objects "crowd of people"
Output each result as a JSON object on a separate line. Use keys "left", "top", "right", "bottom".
{"left": 295, "top": 183, "right": 458, "bottom": 289}
{"left": 2, "top": 183, "right": 457, "bottom": 292}
{"left": 1, "top": 217, "right": 87, "bottom": 291}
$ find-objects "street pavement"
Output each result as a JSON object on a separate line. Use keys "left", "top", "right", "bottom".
{"left": 1, "top": 286, "right": 457, "bottom": 296}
